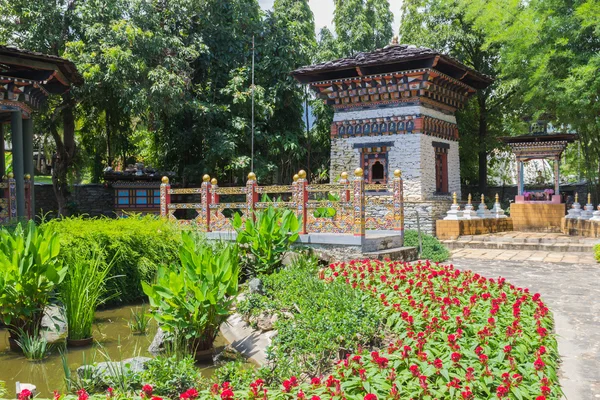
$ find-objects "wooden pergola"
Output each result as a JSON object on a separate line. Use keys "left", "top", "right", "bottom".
{"left": 501, "top": 125, "right": 578, "bottom": 203}
{"left": 0, "top": 46, "right": 82, "bottom": 218}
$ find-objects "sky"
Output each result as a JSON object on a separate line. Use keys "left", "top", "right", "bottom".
{"left": 258, "top": 0, "right": 404, "bottom": 35}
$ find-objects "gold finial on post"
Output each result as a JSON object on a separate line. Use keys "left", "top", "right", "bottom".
{"left": 354, "top": 167, "right": 364, "bottom": 177}
{"left": 293, "top": 174, "right": 299, "bottom": 182}
{"left": 468, "top": 193, "right": 472, "bottom": 204}
{"left": 211, "top": 178, "right": 218, "bottom": 185}
{"left": 298, "top": 170, "right": 306, "bottom": 180}
{"left": 247, "top": 172, "right": 257, "bottom": 181}
{"left": 575, "top": 192, "right": 579, "bottom": 203}
{"left": 394, "top": 169, "right": 402, "bottom": 178}
{"left": 481, "top": 194, "right": 485, "bottom": 204}
{"left": 391, "top": 36, "right": 399, "bottom": 45}
{"left": 8, "top": 173, "right": 14, "bottom": 179}
{"left": 161, "top": 176, "right": 169, "bottom": 184}
{"left": 495, "top": 193, "right": 499, "bottom": 203}
{"left": 588, "top": 193, "right": 592, "bottom": 204}
{"left": 341, "top": 171, "right": 349, "bottom": 180}
{"left": 202, "top": 174, "right": 211, "bottom": 182}
{"left": 452, "top": 192, "right": 457, "bottom": 205}
{"left": 24, "top": 174, "right": 31, "bottom": 180}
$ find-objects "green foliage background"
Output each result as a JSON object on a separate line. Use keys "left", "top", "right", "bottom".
{"left": 44, "top": 216, "right": 181, "bottom": 305}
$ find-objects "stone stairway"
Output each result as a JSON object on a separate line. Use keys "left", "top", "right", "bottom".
{"left": 442, "top": 232, "right": 600, "bottom": 253}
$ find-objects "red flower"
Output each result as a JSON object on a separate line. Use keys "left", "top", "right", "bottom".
{"left": 496, "top": 384, "right": 509, "bottom": 398}
{"left": 541, "top": 385, "right": 551, "bottom": 395}
{"left": 433, "top": 358, "right": 443, "bottom": 369}
{"left": 503, "top": 345, "right": 512, "bottom": 353}
{"left": 18, "top": 389, "right": 32, "bottom": 400}
{"left": 310, "top": 377, "right": 321, "bottom": 386}
{"left": 310, "top": 397, "right": 321, "bottom": 400}
{"left": 54, "top": 391, "right": 62, "bottom": 400}
{"left": 364, "top": 394, "right": 377, "bottom": 400}
{"left": 535, "top": 397, "right": 546, "bottom": 400}
{"left": 461, "top": 386, "right": 473, "bottom": 399}
{"left": 534, "top": 357, "right": 545, "bottom": 371}
{"left": 479, "top": 354, "right": 489, "bottom": 364}
{"left": 180, "top": 389, "right": 198, "bottom": 399}
{"left": 141, "top": 385, "right": 153, "bottom": 398}
{"left": 221, "top": 389, "right": 235, "bottom": 400}
{"left": 77, "top": 389, "right": 89, "bottom": 400}
{"left": 409, "top": 364, "right": 420, "bottom": 376}
{"left": 451, "top": 352, "right": 461, "bottom": 363}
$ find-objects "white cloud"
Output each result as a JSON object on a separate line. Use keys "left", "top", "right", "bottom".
{"left": 258, "top": 0, "right": 404, "bottom": 36}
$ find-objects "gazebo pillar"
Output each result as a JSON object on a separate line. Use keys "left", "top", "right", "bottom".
{"left": 554, "top": 156, "right": 560, "bottom": 196}
{"left": 516, "top": 160, "right": 524, "bottom": 196}
{"left": 0, "top": 124, "right": 5, "bottom": 177}
{"left": 10, "top": 110, "right": 26, "bottom": 218}
{"left": 23, "top": 117, "right": 34, "bottom": 214}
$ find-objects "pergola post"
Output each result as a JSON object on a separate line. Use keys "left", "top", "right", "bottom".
{"left": 23, "top": 117, "right": 34, "bottom": 215}
{"left": 516, "top": 160, "right": 525, "bottom": 196}
{"left": 10, "top": 110, "right": 25, "bottom": 218}
{"left": 0, "top": 124, "right": 5, "bottom": 178}
{"left": 554, "top": 156, "right": 560, "bottom": 196}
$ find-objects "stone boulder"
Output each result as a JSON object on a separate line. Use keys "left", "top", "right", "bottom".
{"left": 77, "top": 357, "right": 151, "bottom": 382}
{"left": 148, "top": 327, "right": 166, "bottom": 356}
{"left": 248, "top": 278, "right": 264, "bottom": 295}
{"left": 41, "top": 304, "right": 67, "bottom": 343}
{"left": 256, "top": 313, "right": 278, "bottom": 332}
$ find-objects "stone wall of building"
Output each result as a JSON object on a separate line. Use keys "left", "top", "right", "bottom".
{"left": 331, "top": 133, "right": 459, "bottom": 202}
{"left": 34, "top": 183, "right": 115, "bottom": 218}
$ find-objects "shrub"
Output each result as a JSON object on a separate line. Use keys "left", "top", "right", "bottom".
{"left": 0, "top": 221, "right": 65, "bottom": 336}
{"left": 233, "top": 207, "right": 300, "bottom": 277}
{"left": 404, "top": 229, "right": 451, "bottom": 262}
{"left": 143, "top": 232, "right": 240, "bottom": 351}
{"left": 595, "top": 244, "right": 600, "bottom": 262}
{"left": 237, "top": 256, "right": 382, "bottom": 381}
{"left": 140, "top": 355, "right": 202, "bottom": 399}
{"left": 44, "top": 216, "right": 181, "bottom": 306}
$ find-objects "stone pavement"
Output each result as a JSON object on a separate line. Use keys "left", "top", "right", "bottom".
{"left": 451, "top": 248, "right": 597, "bottom": 264}
{"left": 450, "top": 255, "right": 600, "bottom": 400}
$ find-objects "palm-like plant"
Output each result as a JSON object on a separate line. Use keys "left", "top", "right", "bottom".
{"left": 0, "top": 221, "right": 65, "bottom": 343}
{"left": 143, "top": 232, "right": 240, "bottom": 353}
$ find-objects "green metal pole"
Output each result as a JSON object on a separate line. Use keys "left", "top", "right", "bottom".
{"left": 23, "top": 117, "right": 34, "bottom": 216}
{"left": 10, "top": 110, "right": 25, "bottom": 218}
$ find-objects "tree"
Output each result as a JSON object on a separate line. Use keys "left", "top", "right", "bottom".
{"left": 399, "top": 0, "right": 506, "bottom": 193}
{"left": 0, "top": 0, "right": 85, "bottom": 216}
{"left": 462, "top": 0, "right": 600, "bottom": 198}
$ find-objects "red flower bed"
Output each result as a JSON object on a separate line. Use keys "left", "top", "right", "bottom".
{"left": 206, "top": 260, "right": 559, "bottom": 399}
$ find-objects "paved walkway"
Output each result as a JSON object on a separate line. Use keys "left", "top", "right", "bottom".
{"left": 451, "top": 248, "right": 597, "bottom": 264}
{"left": 450, "top": 255, "right": 600, "bottom": 400}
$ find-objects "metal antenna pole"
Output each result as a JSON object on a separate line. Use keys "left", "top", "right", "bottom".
{"left": 251, "top": 35, "right": 255, "bottom": 173}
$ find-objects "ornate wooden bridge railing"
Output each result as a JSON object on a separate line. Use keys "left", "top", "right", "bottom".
{"left": 160, "top": 168, "right": 404, "bottom": 237}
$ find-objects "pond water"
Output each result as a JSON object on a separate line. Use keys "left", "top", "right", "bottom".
{"left": 0, "top": 305, "right": 226, "bottom": 398}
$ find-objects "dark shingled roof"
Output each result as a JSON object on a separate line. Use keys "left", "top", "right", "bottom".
{"left": 292, "top": 44, "right": 493, "bottom": 89}
{"left": 500, "top": 133, "right": 579, "bottom": 144}
{"left": 0, "top": 46, "right": 83, "bottom": 87}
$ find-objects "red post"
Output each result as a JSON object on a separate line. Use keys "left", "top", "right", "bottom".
{"left": 201, "top": 174, "right": 212, "bottom": 232}
{"left": 297, "top": 170, "right": 308, "bottom": 234}
{"left": 339, "top": 171, "right": 350, "bottom": 202}
{"left": 160, "top": 176, "right": 171, "bottom": 218}
{"left": 353, "top": 168, "right": 365, "bottom": 237}
{"left": 24, "top": 174, "right": 32, "bottom": 220}
{"left": 246, "top": 172, "right": 258, "bottom": 221}
{"left": 393, "top": 169, "right": 404, "bottom": 238}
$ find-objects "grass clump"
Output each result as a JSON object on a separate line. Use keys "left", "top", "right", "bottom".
{"left": 128, "top": 304, "right": 151, "bottom": 335}
{"left": 404, "top": 229, "right": 451, "bottom": 262}
{"left": 14, "top": 326, "right": 49, "bottom": 361}
{"left": 595, "top": 244, "right": 600, "bottom": 262}
{"left": 61, "top": 250, "right": 115, "bottom": 340}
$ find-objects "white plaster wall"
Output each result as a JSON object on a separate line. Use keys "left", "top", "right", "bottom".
{"left": 333, "top": 105, "right": 457, "bottom": 124}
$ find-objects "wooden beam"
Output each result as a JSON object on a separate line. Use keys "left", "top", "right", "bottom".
{"left": 0, "top": 55, "right": 70, "bottom": 85}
